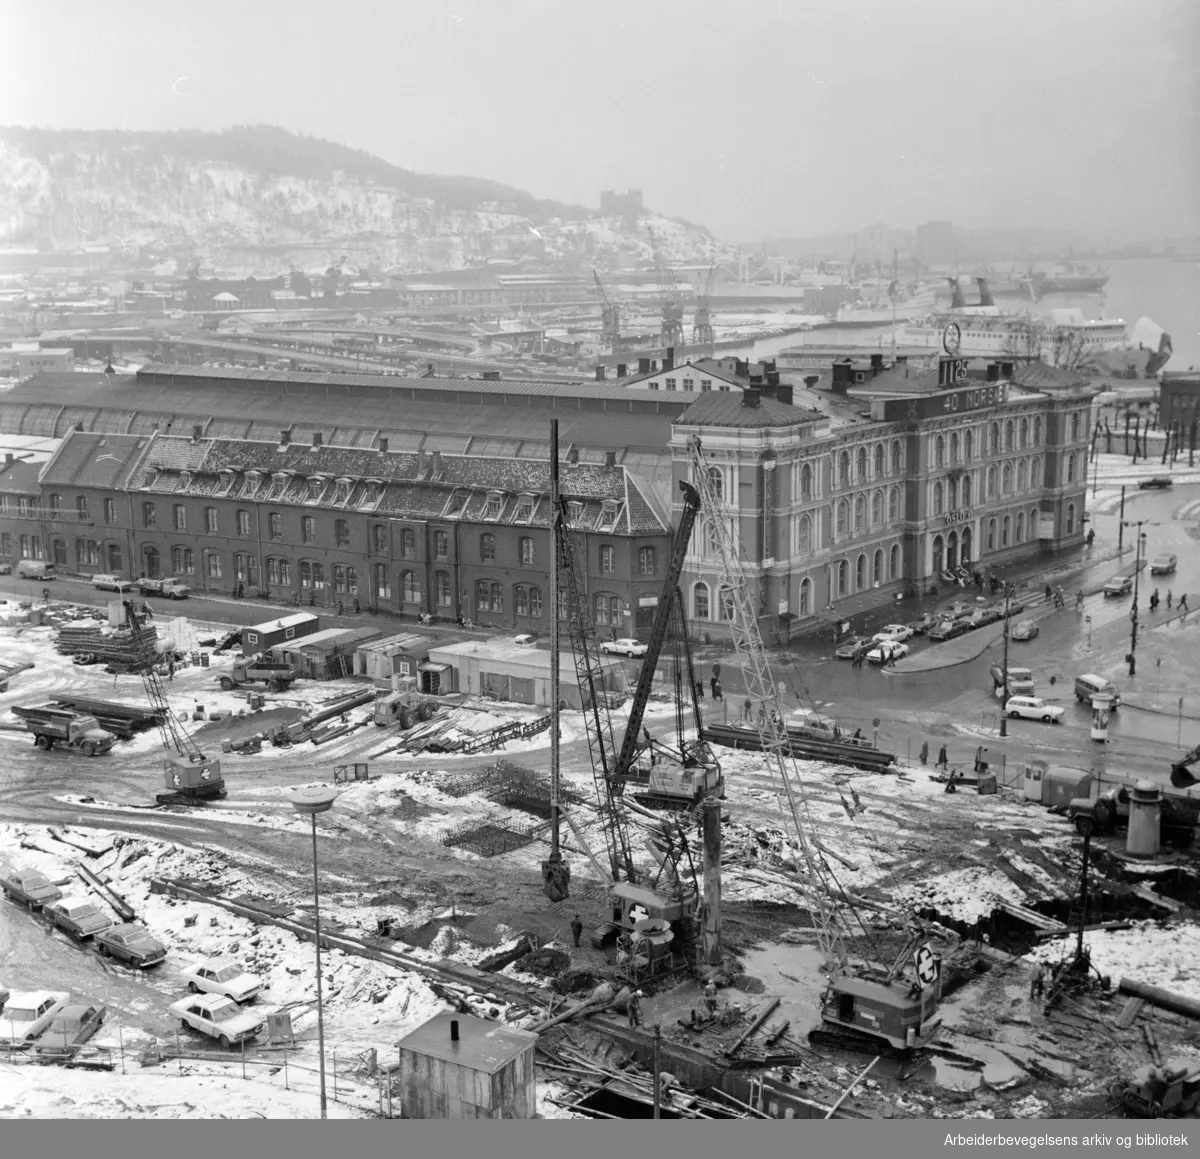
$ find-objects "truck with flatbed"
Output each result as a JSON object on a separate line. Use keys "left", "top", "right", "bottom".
{"left": 217, "top": 658, "right": 296, "bottom": 693}
{"left": 11, "top": 705, "right": 116, "bottom": 756}
{"left": 137, "top": 576, "right": 191, "bottom": 600}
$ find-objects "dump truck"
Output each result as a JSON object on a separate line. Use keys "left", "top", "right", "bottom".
{"left": 11, "top": 705, "right": 116, "bottom": 757}
{"left": 217, "top": 658, "right": 296, "bottom": 693}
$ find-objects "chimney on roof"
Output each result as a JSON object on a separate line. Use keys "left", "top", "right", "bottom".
{"left": 4, "top": 452, "right": 13, "bottom": 468}
{"left": 604, "top": 450, "right": 616, "bottom": 468}
{"left": 831, "top": 363, "right": 851, "bottom": 394}
{"left": 616, "top": 363, "right": 627, "bottom": 377}
{"left": 638, "top": 358, "right": 650, "bottom": 373}
{"left": 664, "top": 347, "right": 675, "bottom": 371}
{"left": 735, "top": 359, "right": 749, "bottom": 379}
{"left": 74, "top": 422, "right": 84, "bottom": 432}
{"left": 870, "top": 353, "right": 884, "bottom": 375}
{"left": 450, "top": 1019, "right": 459, "bottom": 1043}
{"left": 766, "top": 370, "right": 780, "bottom": 387}
{"left": 431, "top": 450, "right": 442, "bottom": 478}
{"left": 1000, "top": 361, "right": 1015, "bottom": 379}
{"left": 595, "top": 365, "right": 606, "bottom": 381}
{"left": 775, "top": 383, "right": 794, "bottom": 406}
{"left": 804, "top": 375, "right": 820, "bottom": 390}
{"left": 280, "top": 429, "right": 291, "bottom": 446}
{"left": 379, "top": 436, "right": 389, "bottom": 454}
{"left": 742, "top": 389, "right": 761, "bottom": 409}
{"left": 312, "top": 432, "right": 323, "bottom": 447}
{"left": 191, "top": 424, "right": 202, "bottom": 443}
{"left": 567, "top": 448, "right": 579, "bottom": 465}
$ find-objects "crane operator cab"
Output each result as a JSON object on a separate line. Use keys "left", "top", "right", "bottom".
{"left": 162, "top": 757, "right": 226, "bottom": 801}
{"left": 590, "top": 881, "right": 696, "bottom": 950}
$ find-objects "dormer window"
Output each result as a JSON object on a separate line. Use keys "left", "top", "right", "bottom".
{"left": 484, "top": 491, "right": 503, "bottom": 520}
{"left": 307, "top": 476, "right": 325, "bottom": 503}
{"left": 447, "top": 490, "right": 468, "bottom": 515}
{"left": 364, "top": 480, "right": 382, "bottom": 505}
{"left": 177, "top": 471, "right": 192, "bottom": 491}
{"left": 244, "top": 469, "right": 263, "bottom": 494}
{"left": 334, "top": 477, "right": 352, "bottom": 504}
{"left": 217, "top": 469, "right": 235, "bottom": 495}
{"left": 598, "top": 500, "right": 618, "bottom": 529}
{"left": 567, "top": 501, "right": 584, "bottom": 525}
{"left": 515, "top": 493, "right": 535, "bottom": 522}
{"left": 270, "top": 471, "right": 290, "bottom": 498}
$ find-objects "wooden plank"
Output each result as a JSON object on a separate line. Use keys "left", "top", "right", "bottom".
{"left": 996, "top": 902, "right": 1066, "bottom": 932}
{"left": 1114, "top": 997, "right": 1145, "bottom": 1029}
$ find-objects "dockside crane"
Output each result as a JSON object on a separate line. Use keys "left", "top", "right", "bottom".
{"left": 685, "top": 439, "right": 943, "bottom": 1053}
{"left": 591, "top": 270, "right": 622, "bottom": 354}
{"left": 647, "top": 227, "right": 684, "bottom": 350}
{"left": 123, "top": 602, "right": 226, "bottom": 807}
{"left": 691, "top": 263, "right": 715, "bottom": 349}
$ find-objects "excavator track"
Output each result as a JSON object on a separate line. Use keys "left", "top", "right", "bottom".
{"left": 807, "top": 1026, "right": 922, "bottom": 1060}
{"left": 155, "top": 790, "right": 228, "bottom": 808}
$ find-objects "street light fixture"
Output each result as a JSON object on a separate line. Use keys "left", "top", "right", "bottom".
{"left": 289, "top": 784, "right": 338, "bottom": 1119}
{"left": 1121, "top": 519, "right": 1160, "bottom": 677}
{"left": 999, "top": 582, "right": 1014, "bottom": 738}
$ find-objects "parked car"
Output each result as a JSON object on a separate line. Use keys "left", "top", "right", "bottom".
{"left": 906, "top": 614, "right": 938, "bottom": 636}
{"left": 599, "top": 638, "right": 648, "bottom": 658}
{"left": 1150, "top": 554, "right": 1177, "bottom": 576}
{"left": 1138, "top": 476, "right": 1173, "bottom": 490}
{"left": 39, "top": 1004, "right": 106, "bottom": 1052}
{"left": 0, "top": 990, "right": 70, "bottom": 1044}
{"left": 927, "top": 619, "right": 967, "bottom": 642}
{"left": 0, "top": 868, "right": 63, "bottom": 910}
{"left": 1004, "top": 696, "right": 1065, "bottom": 723}
{"left": 90, "top": 574, "right": 135, "bottom": 593}
{"left": 96, "top": 922, "right": 167, "bottom": 969}
{"left": 179, "top": 958, "right": 263, "bottom": 1004}
{"left": 16, "top": 560, "right": 55, "bottom": 580}
{"left": 43, "top": 896, "right": 115, "bottom": 941}
{"left": 871, "top": 624, "right": 913, "bottom": 644}
{"left": 968, "top": 605, "right": 1005, "bottom": 627}
{"left": 169, "top": 994, "right": 266, "bottom": 1048}
{"left": 834, "top": 636, "right": 873, "bottom": 659}
{"left": 1010, "top": 619, "right": 1040, "bottom": 642}
{"left": 866, "top": 640, "right": 909, "bottom": 665}
{"left": 784, "top": 708, "right": 839, "bottom": 741}
{"left": 1103, "top": 575, "right": 1134, "bottom": 597}
{"left": 0, "top": 562, "right": 11, "bottom": 575}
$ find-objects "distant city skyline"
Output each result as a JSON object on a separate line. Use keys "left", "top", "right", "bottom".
{"left": 2, "top": 0, "right": 1197, "bottom": 245}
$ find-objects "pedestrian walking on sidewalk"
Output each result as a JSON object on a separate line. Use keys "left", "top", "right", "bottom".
{"left": 570, "top": 914, "right": 583, "bottom": 948}
{"left": 1167, "top": 589, "right": 1173, "bottom": 609}
{"left": 1086, "top": 528, "right": 1095, "bottom": 548}
{"left": 919, "top": 741, "right": 929, "bottom": 766}
{"left": 1181, "top": 593, "right": 1189, "bottom": 613}
{"left": 1075, "top": 590, "right": 1084, "bottom": 610}
{"left": 1044, "top": 583, "right": 1053, "bottom": 605}
{"left": 937, "top": 744, "right": 948, "bottom": 773}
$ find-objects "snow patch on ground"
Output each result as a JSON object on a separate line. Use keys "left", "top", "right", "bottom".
{"left": 890, "top": 866, "right": 1027, "bottom": 924}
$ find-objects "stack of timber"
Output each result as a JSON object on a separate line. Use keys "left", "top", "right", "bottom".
{"left": 49, "top": 696, "right": 164, "bottom": 739}
{"left": 703, "top": 723, "right": 895, "bottom": 773}
{"left": 55, "top": 623, "right": 158, "bottom": 673}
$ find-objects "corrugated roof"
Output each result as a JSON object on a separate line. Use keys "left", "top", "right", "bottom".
{"left": 674, "top": 392, "right": 823, "bottom": 430}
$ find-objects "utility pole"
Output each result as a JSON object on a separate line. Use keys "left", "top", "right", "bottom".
{"left": 1123, "top": 519, "right": 1159, "bottom": 677}
{"left": 1117, "top": 487, "right": 1126, "bottom": 552}
{"left": 999, "top": 583, "right": 1011, "bottom": 737}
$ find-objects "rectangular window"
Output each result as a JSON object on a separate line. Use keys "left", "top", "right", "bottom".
{"left": 401, "top": 529, "right": 416, "bottom": 558}
{"left": 700, "top": 379, "right": 712, "bottom": 392}
{"left": 520, "top": 537, "right": 534, "bottom": 565}
{"left": 515, "top": 584, "right": 529, "bottom": 616}
{"left": 104, "top": 498, "right": 117, "bottom": 523}
{"left": 76, "top": 496, "right": 89, "bottom": 519}
{"left": 515, "top": 498, "right": 534, "bottom": 523}
{"left": 600, "top": 545, "right": 614, "bottom": 573}
{"left": 335, "top": 519, "right": 350, "bottom": 547}
{"left": 638, "top": 546, "right": 655, "bottom": 575}
{"left": 372, "top": 525, "right": 388, "bottom": 553}
{"left": 269, "top": 513, "right": 283, "bottom": 539}
{"left": 434, "top": 530, "right": 449, "bottom": 559}
{"left": 206, "top": 552, "right": 222, "bottom": 579}
{"left": 302, "top": 515, "right": 315, "bottom": 543}
{"left": 19, "top": 497, "right": 34, "bottom": 516}
{"left": 683, "top": 378, "right": 694, "bottom": 392}
{"left": 665, "top": 378, "right": 677, "bottom": 391}
{"left": 481, "top": 534, "right": 496, "bottom": 562}
{"left": 237, "top": 509, "right": 250, "bottom": 537}
{"left": 436, "top": 570, "right": 452, "bottom": 607}
{"left": 484, "top": 494, "right": 502, "bottom": 520}
{"left": 174, "top": 504, "right": 186, "bottom": 531}
{"left": 530, "top": 586, "right": 543, "bottom": 617}
{"left": 489, "top": 582, "right": 504, "bottom": 613}
{"left": 375, "top": 564, "right": 391, "bottom": 600}
{"left": 205, "top": 507, "right": 218, "bottom": 534}
{"left": 0, "top": 532, "right": 10, "bottom": 557}
{"left": 143, "top": 502, "right": 156, "bottom": 529}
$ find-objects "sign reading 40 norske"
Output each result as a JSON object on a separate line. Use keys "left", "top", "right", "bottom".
{"left": 884, "top": 379, "right": 1010, "bottom": 424}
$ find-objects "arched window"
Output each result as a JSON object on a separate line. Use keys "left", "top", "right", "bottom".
{"left": 854, "top": 495, "right": 866, "bottom": 530}
{"left": 1033, "top": 416, "right": 1043, "bottom": 446}
{"left": 987, "top": 464, "right": 997, "bottom": 498}
{"left": 1071, "top": 413, "right": 1081, "bottom": 441}
{"left": 856, "top": 553, "right": 867, "bottom": 590}
{"left": 871, "top": 490, "right": 883, "bottom": 526}
{"left": 1002, "top": 463, "right": 1013, "bottom": 494}
{"left": 838, "top": 559, "right": 849, "bottom": 596}
{"left": 949, "top": 432, "right": 960, "bottom": 464}
{"left": 965, "top": 429, "right": 974, "bottom": 461}
{"left": 1005, "top": 420, "right": 1015, "bottom": 451}
{"left": 1030, "top": 457, "right": 1041, "bottom": 488}
{"left": 1066, "top": 452, "right": 1077, "bottom": 483}
{"left": 1017, "top": 512, "right": 1025, "bottom": 542}
{"left": 889, "top": 543, "right": 900, "bottom": 580}
{"left": 800, "top": 462, "right": 812, "bottom": 499}
{"left": 987, "top": 518, "right": 997, "bottom": 551}
{"left": 797, "top": 514, "right": 812, "bottom": 554}
{"left": 933, "top": 481, "right": 944, "bottom": 516}
{"left": 857, "top": 446, "right": 868, "bottom": 480}
{"left": 693, "top": 582, "right": 710, "bottom": 620}
{"left": 838, "top": 452, "right": 851, "bottom": 488}
{"left": 1017, "top": 460, "right": 1028, "bottom": 491}
{"left": 947, "top": 478, "right": 958, "bottom": 510}
{"left": 401, "top": 570, "right": 419, "bottom": 602}
{"left": 1067, "top": 503, "right": 1076, "bottom": 534}
{"left": 836, "top": 499, "right": 849, "bottom": 538}
{"left": 1019, "top": 418, "right": 1029, "bottom": 449}
{"left": 872, "top": 548, "right": 883, "bottom": 585}
{"left": 798, "top": 577, "right": 811, "bottom": 617}
{"left": 932, "top": 535, "right": 944, "bottom": 574}
{"left": 873, "top": 444, "right": 884, "bottom": 476}
{"left": 707, "top": 466, "right": 724, "bottom": 503}
{"left": 1031, "top": 507, "right": 1039, "bottom": 538}
{"left": 1002, "top": 515, "right": 1011, "bottom": 546}
{"left": 990, "top": 421, "right": 1001, "bottom": 452}
{"left": 935, "top": 434, "right": 946, "bottom": 467}
{"left": 890, "top": 440, "right": 902, "bottom": 473}
{"left": 961, "top": 475, "right": 972, "bottom": 506}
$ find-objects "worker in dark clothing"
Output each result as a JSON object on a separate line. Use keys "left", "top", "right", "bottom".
{"left": 1167, "top": 589, "right": 1173, "bottom": 609}
{"left": 1181, "top": 593, "right": 1190, "bottom": 613}
{"left": 1086, "top": 527, "right": 1095, "bottom": 547}
{"left": 710, "top": 676, "right": 721, "bottom": 700}
{"left": 695, "top": 680, "right": 704, "bottom": 700}
{"left": 936, "top": 744, "right": 948, "bottom": 773}
{"left": 1030, "top": 961, "right": 1046, "bottom": 1000}
{"left": 1044, "top": 583, "right": 1052, "bottom": 604}
{"left": 703, "top": 980, "right": 719, "bottom": 1017}
{"left": 919, "top": 741, "right": 929, "bottom": 766}
{"left": 627, "top": 990, "right": 644, "bottom": 1028}
{"left": 570, "top": 914, "right": 583, "bottom": 948}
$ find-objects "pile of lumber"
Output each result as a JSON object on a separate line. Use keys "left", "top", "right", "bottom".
{"left": 55, "top": 622, "right": 157, "bottom": 672}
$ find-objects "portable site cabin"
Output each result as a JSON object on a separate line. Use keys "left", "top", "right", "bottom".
{"left": 395, "top": 1011, "right": 537, "bottom": 1119}
{"left": 353, "top": 632, "right": 431, "bottom": 690}
{"left": 241, "top": 613, "right": 320, "bottom": 657}
{"left": 1023, "top": 761, "right": 1094, "bottom": 808}
{"left": 272, "top": 626, "right": 381, "bottom": 680}
{"left": 425, "top": 638, "right": 627, "bottom": 707}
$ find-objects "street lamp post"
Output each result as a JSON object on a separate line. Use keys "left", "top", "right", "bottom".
{"left": 999, "top": 583, "right": 1012, "bottom": 738}
{"left": 290, "top": 785, "right": 338, "bottom": 1119}
{"left": 1122, "top": 520, "right": 1159, "bottom": 677}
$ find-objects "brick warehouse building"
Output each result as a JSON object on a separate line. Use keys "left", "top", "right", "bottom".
{"left": 0, "top": 356, "right": 1093, "bottom": 638}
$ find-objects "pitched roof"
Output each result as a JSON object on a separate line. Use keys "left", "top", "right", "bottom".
{"left": 674, "top": 392, "right": 823, "bottom": 430}
{"left": 0, "top": 456, "right": 41, "bottom": 493}
{"left": 1010, "top": 361, "right": 1094, "bottom": 391}
{"left": 39, "top": 432, "right": 150, "bottom": 489}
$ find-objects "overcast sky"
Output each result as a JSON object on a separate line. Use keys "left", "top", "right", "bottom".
{"left": 3, "top": 0, "right": 1197, "bottom": 243}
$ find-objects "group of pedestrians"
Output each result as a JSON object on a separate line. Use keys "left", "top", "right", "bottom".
{"left": 1149, "top": 588, "right": 1189, "bottom": 614}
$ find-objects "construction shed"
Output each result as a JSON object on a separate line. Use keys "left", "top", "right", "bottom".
{"left": 242, "top": 612, "right": 320, "bottom": 656}
{"left": 395, "top": 1011, "right": 537, "bottom": 1119}
{"left": 354, "top": 632, "right": 431, "bottom": 689}
{"left": 271, "top": 625, "right": 382, "bottom": 680}
{"left": 425, "top": 638, "right": 627, "bottom": 707}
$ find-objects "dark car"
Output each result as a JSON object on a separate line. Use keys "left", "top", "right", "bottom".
{"left": 43, "top": 897, "right": 114, "bottom": 941}
{"left": 0, "top": 868, "right": 63, "bottom": 910}
{"left": 95, "top": 922, "right": 167, "bottom": 969}
{"left": 834, "top": 636, "right": 872, "bottom": 659}
{"left": 906, "top": 614, "right": 938, "bottom": 636}
{"left": 927, "top": 619, "right": 967, "bottom": 642}
{"left": 1138, "top": 477, "right": 1173, "bottom": 490}
{"left": 38, "top": 1004, "right": 106, "bottom": 1053}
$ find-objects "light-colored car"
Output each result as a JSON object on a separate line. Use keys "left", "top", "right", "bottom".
{"left": 834, "top": 636, "right": 873, "bottom": 659}
{"left": 872, "top": 624, "right": 914, "bottom": 644}
{"left": 1010, "top": 619, "right": 1039, "bottom": 641}
{"left": 170, "top": 993, "right": 266, "bottom": 1048}
{"left": 600, "top": 638, "right": 648, "bottom": 658}
{"left": 1150, "top": 554, "right": 1177, "bottom": 576}
{"left": 96, "top": 922, "right": 167, "bottom": 969}
{"left": 180, "top": 959, "right": 263, "bottom": 1004}
{"left": 1004, "top": 696, "right": 1065, "bottom": 723}
{"left": 90, "top": 574, "right": 135, "bottom": 593}
{"left": 1103, "top": 575, "right": 1133, "bottom": 597}
{"left": 0, "top": 990, "right": 70, "bottom": 1044}
{"left": 44, "top": 896, "right": 115, "bottom": 941}
{"left": 0, "top": 868, "right": 63, "bottom": 910}
{"left": 866, "top": 640, "right": 909, "bottom": 665}
{"left": 785, "top": 708, "right": 839, "bottom": 741}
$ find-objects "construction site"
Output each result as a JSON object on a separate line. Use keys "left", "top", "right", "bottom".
{"left": 1, "top": 424, "right": 1198, "bottom": 1122}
